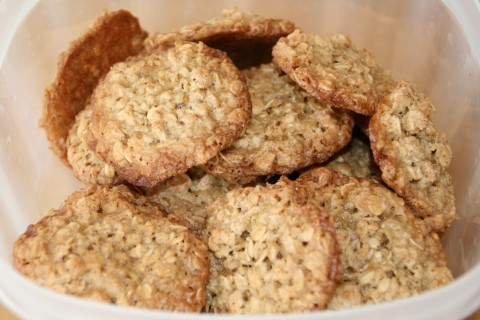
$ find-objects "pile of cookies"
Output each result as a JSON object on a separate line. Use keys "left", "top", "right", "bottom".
{"left": 12, "top": 8, "right": 456, "bottom": 314}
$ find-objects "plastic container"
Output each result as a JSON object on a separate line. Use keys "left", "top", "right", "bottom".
{"left": 1, "top": 0, "right": 479, "bottom": 319}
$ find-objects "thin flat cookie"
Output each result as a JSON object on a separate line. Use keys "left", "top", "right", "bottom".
{"left": 90, "top": 41, "right": 252, "bottom": 188}
{"left": 146, "top": 171, "right": 241, "bottom": 234}
{"left": 203, "top": 180, "right": 340, "bottom": 314}
{"left": 12, "top": 185, "right": 210, "bottom": 312}
{"left": 40, "top": 10, "right": 147, "bottom": 164}
{"left": 66, "top": 106, "right": 122, "bottom": 185}
{"left": 369, "top": 81, "right": 456, "bottom": 232}
{"left": 325, "top": 134, "right": 381, "bottom": 182}
{"left": 144, "top": 7, "right": 295, "bottom": 69}
{"left": 295, "top": 167, "right": 453, "bottom": 309}
{"left": 272, "top": 30, "right": 395, "bottom": 116}
{"left": 203, "top": 63, "right": 354, "bottom": 180}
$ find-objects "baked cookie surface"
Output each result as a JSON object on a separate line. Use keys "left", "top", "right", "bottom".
{"left": 325, "top": 135, "right": 381, "bottom": 182}
{"left": 40, "top": 10, "right": 147, "bottom": 164}
{"left": 295, "top": 167, "right": 453, "bottom": 309}
{"left": 90, "top": 41, "right": 252, "bottom": 188}
{"left": 144, "top": 7, "right": 295, "bottom": 69}
{"left": 203, "top": 63, "right": 354, "bottom": 180}
{"left": 273, "top": 30, "right": 395, "bottom": 116}
{"left": 146, "top": 171, "right": 241, "bottom": 234}
{"left": 369, "top": 81, "right": 456, "bottom": 232}
{"left": 203, "top": 180, "right": 340, "bottom": 314}
{"left": 66, "top": 107, "right": 122, "bottom": 185}
{"left": 12, "top": 184, "right": 209, "bottom": 312}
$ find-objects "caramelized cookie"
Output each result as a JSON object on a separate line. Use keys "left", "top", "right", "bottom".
{"left": 40, "top": 10, "right": 147, "bottom": 164}
{"left": 369, "top": 81, "right": 456, "bottom": 232}
{"left": 146, "top": 171, "right": 241, "bottom": 234}
{"left": 90, "top": 41, "right": 252, "bottom": 187}
{"left": 66, "top": 107, "right": 122, "bottom": 185}
{"left": 325, "top": 135, "right": 381, "bottom": 182}
{"left": 203, "top": 63, "right": 353, "bottom": 181}
{"left": 203, "top": 180, "right": 340, "bottom": 313}
{"left": 12, "top": 185, "right": 209, "bottom": 311}
{"left": 144, "top": 7, "right": 295, "bottom": 69}
{"left": 295, "top": 167, "right": 453, "bottom": 309}
{"left": 273, "top": 30, "right": 395, "bottom": 115}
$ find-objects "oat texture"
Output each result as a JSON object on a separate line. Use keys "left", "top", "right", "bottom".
{"left": 325, "top": 135, "right": 381, "bottom": 182}
{"left": 203, "top": 180, "right": 340, "bottom": 313}
{"left": 40, "top": 10, "right": 147, "bottom": 164}
{"left": 12, "top": 185, "right": 210, "bottom": 312}
{"left": 146, "top": 171, "right": 241, "bottom": 234}
{"left": 144, "top": 7, "right": 295, "bottom": 69}
{"left": 272, "top": 30, "right": 395, "bottom": 116}
{"left": 369, "top": 81, "right": 456, "bottom": 232}
{"left": 295, "top": 167, "right": 453, "bottom": 309}
{"left": 90, "top": 41, "right": 252, "bottom": 188}
{"left": 203, "top": 63, "right": 354, "bottom": 181}
{"left": 67, "top": 107, "right": 122, "bottom": 185}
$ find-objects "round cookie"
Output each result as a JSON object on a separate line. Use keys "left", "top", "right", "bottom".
{"left": 146, "top": 171, "right": 241, "bottom": 234}
{"left": 369, "top": 81, "right": 456, "bottom": 232}
{"left": 67, "top": 106, "right": 122, "bottom": 185}
{"left": 144, "top": 7, "right": 295, "bottom": 69}
{"left": 12, "top": 184, "right": 210, "bottom": 312}
{"left": 40, "top": 10, "right": 147, "bottom": 164}
{"left": 90, "top": 41, "right": 252, "bottom": 188}
{"left": 203, "top": 180, "right": 340, "bottom": 314}
{"left": 325, "top": 135, "right": 381, "bottom": 182}
{"left": 272, "top": 30, "right": 395, "bottom": 116}
{"left": 295, "top": 167, "right": 453, "bottom": 309}
{"left": 203, "top": 63, "right": 354, "bottom": 181}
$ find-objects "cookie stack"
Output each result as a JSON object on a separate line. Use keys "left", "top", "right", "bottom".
{"left": 13, "top": 8, "right": 456, "bottom": 314}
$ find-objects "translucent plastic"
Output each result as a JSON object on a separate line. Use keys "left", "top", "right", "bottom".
{"left": 1, "top": 0, "right": 479, "bottom": 319}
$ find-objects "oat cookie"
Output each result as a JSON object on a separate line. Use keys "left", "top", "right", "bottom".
{"left": 67, "top": 107, "right": 122, "bottom": 185}
{"left": 144, "top": 7, "right": 295, "bottom": 69}
{"left": 272, "top": 30, "right": 395, "bottom": 116}
{"left": 295, "top": 167, "right": 453, "bottom": 309}
{"left": 40, "top": 10, "right": 147, "bottom": 164}
{"left": 147, "top": 171, "right": 241, "bottom": 234}
{"left": 203, "top": 180, "right": 340, "bottom": 313}
{"left": 325, "top": 135, "right": 381, "bottom": 182}
{"left": 90, "top": 41, "right": 252, "bottom": 188}
{"left": 12, "top": 184, "right": 209, "bottom": 312}
{"left": 369, "top": 81, "right": 456, "bottom": 232}
{"left": 203, "top": 63, "right": 354, "bottom": 180}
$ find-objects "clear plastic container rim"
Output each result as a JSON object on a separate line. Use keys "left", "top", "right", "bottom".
{"left": 0, "top": 0, "right": 479, "bottom": 319}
